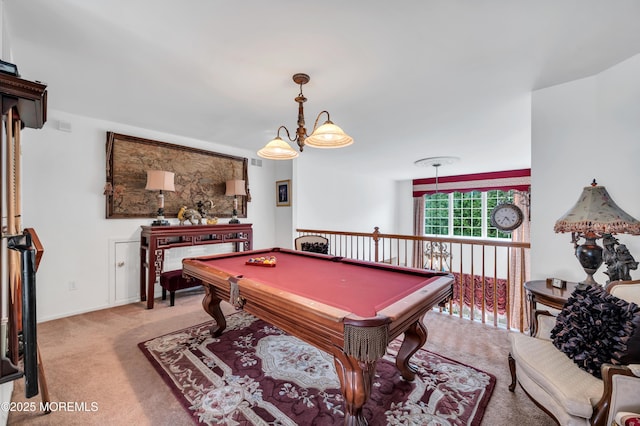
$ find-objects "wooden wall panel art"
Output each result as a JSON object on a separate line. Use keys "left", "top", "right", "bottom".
{"left": 105, "top": 132, "right": 248, "bottom": 219}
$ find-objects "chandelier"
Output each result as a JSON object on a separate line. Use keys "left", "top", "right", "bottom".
{"left": 257, "top": 73, "right": 353, "bottom": 160}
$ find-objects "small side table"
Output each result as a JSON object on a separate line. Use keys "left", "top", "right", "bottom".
{"left": 524, "top": 280, "right": 578, "bottom": 336}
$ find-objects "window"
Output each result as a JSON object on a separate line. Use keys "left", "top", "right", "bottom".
{"left": 424, "top": 193, "right": 449, "bottom": 235}
{"left": 424, "top": 190, "right": 515, "bottom": 239}
{"left": 453, "top": 191, "right": 483, "bottom": 237}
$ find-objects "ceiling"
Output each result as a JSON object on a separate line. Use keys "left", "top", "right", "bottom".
{"left": 5, "top": 1, "right": 640, "bottom": 180}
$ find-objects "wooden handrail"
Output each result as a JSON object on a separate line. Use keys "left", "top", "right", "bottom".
{"left": 297, "top": 227, "right": 530, "bottom": 248}
{"left": 297, "top": 227, "right": 531, "bottom": 332}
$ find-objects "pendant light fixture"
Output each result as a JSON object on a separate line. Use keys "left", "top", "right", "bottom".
{"left": 257, "top": 73, "right": 353, "bottom": 160}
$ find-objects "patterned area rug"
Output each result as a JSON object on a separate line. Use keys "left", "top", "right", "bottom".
{"left": 139, "top": 311, "right": 495, "bottom": 425}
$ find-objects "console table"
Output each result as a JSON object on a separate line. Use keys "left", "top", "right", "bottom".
{"left": 139, "top": 223, "right": 252, "bottom": 309}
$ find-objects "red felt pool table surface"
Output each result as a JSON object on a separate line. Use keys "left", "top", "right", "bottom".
{"left": 183, "top": 248, "right": 448, "bottom": 318}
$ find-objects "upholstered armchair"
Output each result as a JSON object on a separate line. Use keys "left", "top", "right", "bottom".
{"left": 613, "top": 410, "right": 640, "bottom": 426}
{"left": 508, "top": 280, "right": 640, "bottom": 426}
{"left": 601, "top": 364, "right": 640, "bottom": 426}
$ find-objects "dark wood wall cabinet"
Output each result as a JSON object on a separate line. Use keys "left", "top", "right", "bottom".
{"left": 0, "top": 73, "right": 47, "bottom": 129}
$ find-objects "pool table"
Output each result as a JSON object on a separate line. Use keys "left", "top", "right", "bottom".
{"left": 182, "top": 247, "right": 454, "bottom": 425}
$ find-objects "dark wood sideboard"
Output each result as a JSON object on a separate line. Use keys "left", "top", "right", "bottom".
{"left": 139, "top": 223, "right": 253, "bottom": 309}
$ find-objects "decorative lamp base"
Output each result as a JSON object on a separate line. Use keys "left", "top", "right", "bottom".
{"left": 575, "top": 235, "right": 603, "bottom": 288}
{"left": 152, "top": 206, "right": 169, "bottom": 226}
{"left": 229, "top": 207, "right": 240, "bottom": 224}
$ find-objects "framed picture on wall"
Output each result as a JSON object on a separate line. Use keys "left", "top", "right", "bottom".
{"left": 276, "top": 180, "right": 291, "bottom": 207}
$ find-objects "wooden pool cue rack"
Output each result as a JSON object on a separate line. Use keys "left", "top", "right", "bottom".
{"left": 0, "top": 70, "right": 50, "bottom": 408}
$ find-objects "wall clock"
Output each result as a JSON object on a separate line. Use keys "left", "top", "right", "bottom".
{"left": 490, "top": 202, "right": 524, "bottom": 232}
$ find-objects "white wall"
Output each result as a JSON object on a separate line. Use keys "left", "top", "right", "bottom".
{"left": 531, "top": 53, "right": 640, "bottom": 284}
{"left": 395, "top": 180, "right": 415, "bottom": 235}
{"left": 274, "top": 161, "right": 294, "bottom": 248}
{"left": 0, "top": 1, "right": 4, "bottom": 57}
{"left": 20, "top": 109, "right": 278, "bottom": 321}
{"left": 293, "top": 153, "right": 397, "bottom": 234}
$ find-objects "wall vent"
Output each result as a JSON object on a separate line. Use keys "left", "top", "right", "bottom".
{"left": 57, "top": 120, "right": 72, "bottom": 132}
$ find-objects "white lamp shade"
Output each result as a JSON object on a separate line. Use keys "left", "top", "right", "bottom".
{"left": 554, "top": 184, "right": 640, "bottom": 235}
{"left": 145, "top": 170, "right": 175, "bottom": 191}
{"left": 305, "top": 121, "right": 353, "bottom": 148}
{"left": 257, "top": 137, "right": 299, "bottom": 160}
{"left": 225, "top": 180, "right": 247, "bottom": 196}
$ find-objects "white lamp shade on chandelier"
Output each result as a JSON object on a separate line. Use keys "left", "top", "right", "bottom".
{"left": 304, "top": 121, "right": 353, "bottom": 149}
{"left": 257, "top": 137, "right": 299, "bottom": 160}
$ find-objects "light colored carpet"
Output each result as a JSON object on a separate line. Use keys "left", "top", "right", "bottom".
{"left": 8, "top": 290, "right": 555, "bottom": 425}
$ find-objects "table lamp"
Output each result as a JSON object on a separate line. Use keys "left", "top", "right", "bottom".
{"left": 225, "top": 180, "right": 246, "bottom": 224}
{"left": 554, "top": 180, "right": 640, "bottom": 287}
{"left": 145, "top": 170, "right": 175, "bottom": 226}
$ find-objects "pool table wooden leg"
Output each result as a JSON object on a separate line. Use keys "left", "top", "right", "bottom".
{"left": 201, "top": 285, "right": 226, "bottom": 337}
{"left": 396, "top": 319, "right": 427, "bottom": 381}
{"left": 333, "top": 349, "right": 376, "bottom": 426}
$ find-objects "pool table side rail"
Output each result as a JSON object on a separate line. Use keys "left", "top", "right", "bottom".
{"left": 378, "top": 275, "right": 453, "bottom": 340}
